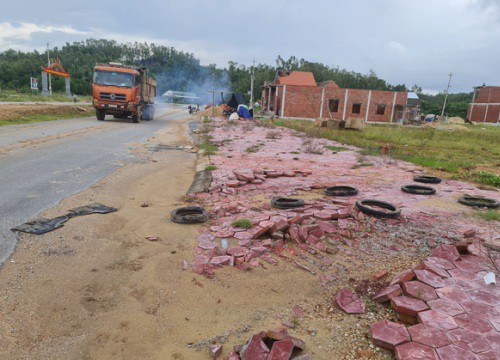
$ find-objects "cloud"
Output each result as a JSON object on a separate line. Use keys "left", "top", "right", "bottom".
{"left": 0, "top": 22, "right": 89, "bottom": 51}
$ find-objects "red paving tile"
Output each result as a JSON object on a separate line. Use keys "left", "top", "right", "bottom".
{"left": 394, "top": 342, "right": 439, "bottom": 360}
{"left": 436, "top": 286, "right": 471, "bottom": 303}
{"left": 431, "top": 244, "right": 460, "bottom": 262}
{"left": 417, "top": 310, "right": 458, "bottom": 331}
{"left": 390, "top": 270, "right": 415, "bottom": 285}
{"left": 467, "top": 289, "right": 500, "bottom": 307}
{"left": 407, "top": 323, "right": 450, "bottom": 348}
{"left": 489, "top": 314, "right": 500, "bottom": 331}
{"left": 370, "top": 320, "right": 410, "bottom": 350}
{"left": 483, "top": 331, "right": 500, "bottom": 351}
{"left": 402, "top": 281, "right": 438, "bottom": 301}
{"left": 453, "top": 313, "right": 495, "bottom": 334}
{"left": 413, "top": 270, "right": 445, "bottom": 288}
{"left": 391, "top": 296, "right": 429, "bottom": 317}
{"left": 426, "top": 298, "right": 464, "bottom": 317}
{"left": 476, "top": 350, "right": 499, "bottom": 360}
{"left": 335, "top": 289, "right": 365, "bottom": 314}
{"left": 446, "top": 328, "right": 492, "bottom": 353}
{"left": 436, "top": 344, "right": 479, "bottom": 360}
{"left": 459, "top": 299, "right": 498, "bottom": 317}
{"left": 373, "top": 284, "right": 403, "bottom": 303}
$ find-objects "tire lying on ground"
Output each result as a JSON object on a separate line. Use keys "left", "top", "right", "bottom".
{"left": 324, "top": 186, "right": 358, "bottom": 197}
{"left": 458, "top": 195, "right": 499, "bottom": 209}
{"left": 171, "top": 206, "right": 209, "bottom": 224}
{"left": 271, "top": 197, "right": 305, "bottom": 209}
{"left": 413, "top": 175, "right": 442, "bottom": 184}
{"left": 355, "top": 199, "right": 401, "bottom": 218}
{"left": 401, "top": 184, "right": 436, "bottom": 195}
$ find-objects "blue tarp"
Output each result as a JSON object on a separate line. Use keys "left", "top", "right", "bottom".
{"left": 237, "top": 104, "right": 252, "bottom": 119}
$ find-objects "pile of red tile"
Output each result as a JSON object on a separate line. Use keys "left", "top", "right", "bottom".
{"left": 217, "top": 328, "right": 310, "bottom": 360}
{"left": 370, "top": 243, "right": 499, "bottom": 359}
{"left": 191, "top": 196, "right": 356, "bottom": 278}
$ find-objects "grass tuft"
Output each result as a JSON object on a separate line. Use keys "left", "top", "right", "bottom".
{"left": 231, "top": 219, "right": 253, "bottom": 229}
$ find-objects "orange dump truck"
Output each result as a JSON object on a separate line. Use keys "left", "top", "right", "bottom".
{"left": 92, "top": 62, "right": 156, "bottom": 122}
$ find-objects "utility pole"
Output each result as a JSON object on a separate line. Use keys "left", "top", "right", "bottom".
{"left": 250, "top": 59, "right": 255, "bottom": 107}
{"left": 441, "top": 72, "right": 452, "bottom": 117}
{"left": 47, "top": 42, "right": 52, "bottom": 95}
{"left": 212, "top": 71, "right": 215, "bottom": 117}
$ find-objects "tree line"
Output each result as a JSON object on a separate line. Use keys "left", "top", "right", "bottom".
{"left": 0, "top": 39, "right": 471, "bottom": 117}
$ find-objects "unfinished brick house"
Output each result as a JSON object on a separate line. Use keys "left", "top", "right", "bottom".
{"left": 467, "top": 85, "right": 500, "bottom": 123}
{"left": 262, "top": 71, "right": 420, "bottom": 123}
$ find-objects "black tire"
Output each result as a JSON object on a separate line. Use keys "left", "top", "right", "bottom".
{"left": 324, "top": 186, "right": 358, "bottom": 197}
{"left": 271, "top": 197, "right": 305, "bottom": 209}
{"left": 96, "top": 109, "right": 106, "bottom": 121}
{"left": 171, "top": 206, "right": 208, "bottom": 224}
{"left": 413, "top": 175, "right": 441, "bottom": 184}
{"left": 401, "top": 184, "right": 436, "bottom": 195}
{"left": 458, "top": 195, "right": 499, "bottom": 209}
{"left": 355, "top": 199, "right": 401, "bottom": 218}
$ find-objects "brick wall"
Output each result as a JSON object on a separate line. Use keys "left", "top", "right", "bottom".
{"left": 281, "top": 85, "right": 408, "bottom": 122}
{"left": 468, "top": 86, "right": 500, "bottom": 123}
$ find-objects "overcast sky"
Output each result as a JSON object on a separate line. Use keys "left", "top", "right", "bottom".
{"left": 1, "top": 0, "right": 499, "bottom": 94}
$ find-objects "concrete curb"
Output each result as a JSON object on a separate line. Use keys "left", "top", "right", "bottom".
{"left": 187, "top": 150, "right": 212, "bottom": 194}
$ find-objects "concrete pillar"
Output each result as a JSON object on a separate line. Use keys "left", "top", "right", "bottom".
{"left": 342, "top": 89, "right": 349, "bottom": 121}
{"left": 41, "top": 71, "right": 48, "bottom": 96}
{"left": 365, "top": 90, "right": 372, "bottom": 122}
{"left": 319, "top": 86, "right": 326, "bottom": 118}
{"left": 390, "top": 92, "right": 397, "bottom": 123}
{"left": 274, "top": 86, "right": 279, "bottom": 116}
{"left": 281, "top": 85, "right": 287, "bottom": 117}
{"left": 267, "top": 87, "right": 271, "bottom": 111}
{"left": 484, "top": 87, "right": 492, "bottom": 122}
{"left": 468, "top": 88, "right": 477, "bottom": 121}
{"left": 65, "top": 77, "right": 71, "bottom": 98}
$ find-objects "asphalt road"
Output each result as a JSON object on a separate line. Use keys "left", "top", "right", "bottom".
{"left": 0, "top": 104, "right": 187, "bottom": 265}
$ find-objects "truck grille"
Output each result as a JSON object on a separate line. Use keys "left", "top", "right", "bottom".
{"left": 99, "top": 92, "right": 126, "bottom": 101}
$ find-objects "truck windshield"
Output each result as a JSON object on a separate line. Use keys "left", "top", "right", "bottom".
{"left": 93, "top": 70, "right": 134, "bottom": 87}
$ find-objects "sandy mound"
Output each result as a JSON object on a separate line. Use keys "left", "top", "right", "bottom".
{"left": 448, "top": 117, "right": 465, "bottom": 124}
{"left": 345, "top": 116, "right": 365, "bottom": 130}
{"left": 198, "top": 106, "right": 223, "bottom": 117}
{"left": 0, "top": 104, "right": 90, "bottom": 120}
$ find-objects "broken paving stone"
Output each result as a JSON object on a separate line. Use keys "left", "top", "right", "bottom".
{"left": 394, "top": 342, "right": 439, "bottom": 360}
{"left": 335, "top": 289, "right": 365, "bottom": 314}
{"left": 402, "top": 281, "right": 438, "bottom": 301}
{"left": 373, "top": 284, "right": 402, "bottom": 303}
{"left": 373, "top": 269, "right": 388, "bottom": 281}
{"left": 370, "top": 320, "right": 410, "bottom": 350}
{"left": 390, "top": 270, "right": 415, "bottom": 285}
{"left": 241, "top": 334, "right": 270, "bottom": 360}
{"left": 268, "top": 339, "right": 294, "bottom": 360}
{"left": 209, "top": 344, "right": 222, "bottom": 359}
{"left": 391, "top": 296, "right": 428, "bottom": 317}
{"left": 463, "top": 229, "right": 476, "bottom": 238}
{"left": 421, "top": 261, "right": 450, "bottom": 278}
{"left": 210, "top": 256, "right": 232, "bottom": 266}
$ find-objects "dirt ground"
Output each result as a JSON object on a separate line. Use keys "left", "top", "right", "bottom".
{"left": 0, "top": 103, "right": 91, "bottom": 120}
{"left": 0, "top": 116, "right": 391, "bottom": 360}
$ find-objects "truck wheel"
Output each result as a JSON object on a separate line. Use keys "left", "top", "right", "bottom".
{"left": 96, "top": 109, "right": 106, "bottom": 121}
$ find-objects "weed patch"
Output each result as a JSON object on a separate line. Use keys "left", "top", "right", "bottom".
{"left": 231, "top": 219, "right": 253, "bottom": 229}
